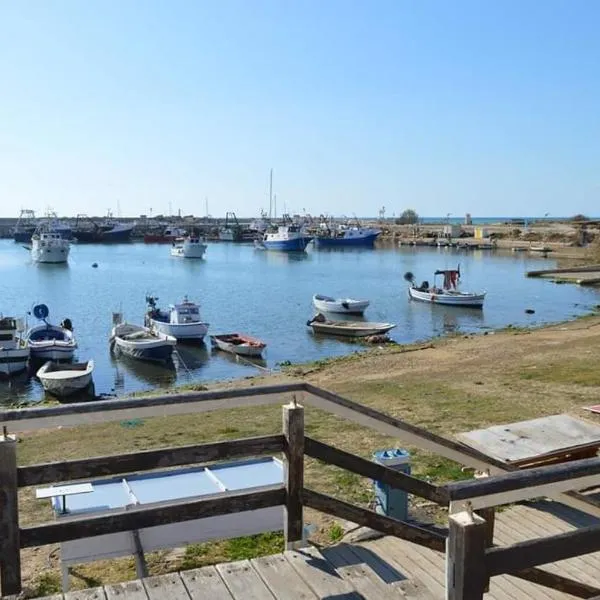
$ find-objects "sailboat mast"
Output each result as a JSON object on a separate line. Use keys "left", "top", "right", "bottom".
{"left": 269, "top": 168, "right": 273, "bottom": 219}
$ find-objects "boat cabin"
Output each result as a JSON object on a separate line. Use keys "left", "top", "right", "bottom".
{"left": 147, "top": 297, "right": 202, "bottom": 325}
{"left": 0, "top": 318, "right": 20, "bottom": 348}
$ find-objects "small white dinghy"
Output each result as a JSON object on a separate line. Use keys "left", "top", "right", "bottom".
{"left": 307, "top": 314, "right": 396, "bottom": 337}
{"left": 404, "top": 267, "right": 486, "bottom": 308}
{"left": 37, "top": 360, "right": 94, "bottom": 397}
{"left": 312, "top": 294, "right": 370, "bottom": 315}
{"left": 25, "top": 304, "right": 77, "bottom": 361}
{"left": 211, "top": 333, "right": 267, "bottom": 357}
{"left": 111, "top": 319, "right": 176, "bottom": 363}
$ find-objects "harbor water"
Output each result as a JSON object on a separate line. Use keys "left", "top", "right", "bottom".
{"left": 0, "top": 239, "right": 599, "bottom": 405}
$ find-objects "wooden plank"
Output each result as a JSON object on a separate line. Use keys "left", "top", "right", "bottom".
{"left": 64, "top": 588, "right": 106, "bottom": 600}
{"left": 0, "top": 434, "right": 21, "bottom": 596}
{"left": 283, "top": 401, "right": 304, "bottom": 548}
{"left": 20, "top": 485, "right": 285, "bottom": 548}
{"left": 180, "top": 566, "right": 233, "bottom": 600}
{"left": 304, "top": 437, "right": 448, "bottom": 504}
{"left": 341, "top": 542, "right": 410, "bottom": 586}
{"left": 302, "top": 487, "right": 446, "bottom": 551}
{"left": 251, "top": 554, "right": 317, "bottom": 599}
{"left": 321, "top": 545, "right": 397, "bottom": 599}
{"left": 144, "top": 573, "right": 190, "bottom": 600}
{"left": 447, "top": 511, "right": 487, "bottom": 600}
{"left": 105, "top": 580, "right": 149, "bottom": 600}
{"left": 285, "top": 546, "right": 362, "bottom": 598}
{"left": 486, "top": 523, "right": 600, "bottom": 576}
{"left": 18, "top": 435, "right": 285, "bottom": 487}
{"left": 216, "top": 559, "right": 275, "bottom": 599}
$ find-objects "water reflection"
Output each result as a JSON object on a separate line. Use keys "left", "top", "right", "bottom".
{"left": 109, "top": 353, "right": 177, "bottom": 392}
{"left": 210, "top": 348, "right": 268, "bottom": 371}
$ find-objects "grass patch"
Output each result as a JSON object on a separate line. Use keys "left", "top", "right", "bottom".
{"left": 519, "top": 359, "right": 600, "bottom": 386}
{"left": 28, "top": 573, "right": 62, "bottom": 598}
{"left": 328, "top": 522, "right": 344, "bottom": 543}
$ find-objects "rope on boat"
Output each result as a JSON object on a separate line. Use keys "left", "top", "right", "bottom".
{"left": 173, "top": 348, "right": 193, "bottom": 377}
{"left": 235, "top": 353, "right": 271, "bottom": 372}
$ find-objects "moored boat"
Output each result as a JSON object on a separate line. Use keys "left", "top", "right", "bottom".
{"left": 73, "top": 213, "right": 134, "bottom": 243}
{"left": 37, "top": 360, "right": 94, "bottom": 397}
{"left": 210, "top": 333, "right": 266, "bottom": 357}
{"left": 144, "top": 226, "right": 187, "bottom": 243}
{"left": 314, "top": 219, "right": 381, "bottom": 248}
{"left": 145, "top": 296, "right": 209, "bottom": 342}
{"left": 312, "top": 294, "right": 370, "bottom": 315}
{"left": 13, "top": 209, "right": 37, "bottom": 243}
{"left": 307, "top": 314, "right": 396, "bottom": 337}
{"left": 260, "top": 224, "right": 312, "bottom": 251}
{"left": 31, "top": 228, "right": 70, "bottom": 264}
{"left": 404, "top": 267, "right": 486, "bottom": 308}
{"left": 110, "top": 321, "right": 176, "bottom": 362}
{"left": 25, "top": 305, "right": 77, "bottom": 361}
{"left": 0, "top": 317, "right": 29, "bottom": 376}
{"left": 171, "top": 235, "right": 207, "bottom": 258}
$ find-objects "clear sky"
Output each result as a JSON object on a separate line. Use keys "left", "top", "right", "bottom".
{"left": 1, "top": 1, "right": 599, "bottom": 219}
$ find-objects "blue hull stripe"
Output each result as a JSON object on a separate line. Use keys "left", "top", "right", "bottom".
{"left": 314, "top": 233, "right": 380, "bottom": 248}
{"left": 263, "top": 237, "right": 313, "bottom": 251}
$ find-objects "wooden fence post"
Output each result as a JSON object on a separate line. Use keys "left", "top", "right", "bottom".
{"left": 446, "top": 509, "right": 487, "bottom": 600}
{"left": 475, "top": 507, "right": 495, "bottom": 592}
{"left": 0, "top": 433, "right": 21, "bottom": 596}
{"left": 283, "top": 397, "right": 304, "bottom": 549}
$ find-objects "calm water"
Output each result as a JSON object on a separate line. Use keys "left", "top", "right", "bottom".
{"left": 1, "top": 240, "right": 598, "bottom": 404}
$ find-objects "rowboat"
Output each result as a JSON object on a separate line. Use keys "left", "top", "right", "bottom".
{"left": 25, "top": 304, "right": 77, "bottom": 361}
{"left": 307, "top": 314, "right": 396, "bottom": 337}
{"left": 110, "top": 322, "right": 176, "bottom": 363}
{"left": 37, "top": 360, "right": 94, "bottom": 397}
{"left": 404, "top": 267, "right": 485, "bottom": 308}
{"left": 210, "top": 333, "right": 266, "bottom": 357}
{"left": 312, "top": 294, "right": 370, "bottom": 315}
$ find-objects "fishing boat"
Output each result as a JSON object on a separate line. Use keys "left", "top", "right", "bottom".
{"left": 210, "top": 333, "right": 266, "bottom": 357}
{"left": 404, "top": 267, "right": 486, "bottom": 308}
{"left": 145, "top": 296, "right": 209, "bottom": 341}
{"left": 314, "top": 219, "right": 381, "bottom": 248}
{"left": 12, "top": 209, "right": 37, "bottom": 243}
{"left": 307, "top": 314, "right": 396, "bottom": 337}
{"left": 37, "top": 360, "right": 94, "bottom": 397}
{"left": 171, "top": 234, "right": 207, "bottom": 258}
{"left": 143, "top": 226, "right": 187, "bottom": 243}
{"left": 72, "top": 213, "right": 134, "bottom": 243}
{"left": 110, "top": 320, "right": 176, "bottom": 362}
{"left": 260, "top": 224, "right": 313, "bottom": 251}
{"left": 31, "top": 228, "right": 70, "bottom": 263}
{"left": 25, "top": 304, "right": 77, "bottom": 361}
{"left": 312, "top": 294, "right": 370, "bottom": 315}
{"left": 0, "top": 317, "right": 29, "bottom": 376}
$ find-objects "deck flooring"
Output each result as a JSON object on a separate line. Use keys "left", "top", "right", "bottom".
{"left": 30, "top": 501, "right": 600, "bottom": 599}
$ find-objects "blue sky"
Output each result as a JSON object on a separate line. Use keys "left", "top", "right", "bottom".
{"left": 1, "top": 1, "right": 598, "bottom": 218}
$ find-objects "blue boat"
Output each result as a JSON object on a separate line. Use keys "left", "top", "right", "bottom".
{"left": 259, "top": 224, "right": 313, "bottom": 252}
{"left": 314, "top": 222, "right": 381, "bottom": 248}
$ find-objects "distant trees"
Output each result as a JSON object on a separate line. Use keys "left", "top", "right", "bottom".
{"left": 571, "top": 214, "right": 590, "bottom": 222}
{"left": 395, "top": 209, "right": 419, "bottom": 225}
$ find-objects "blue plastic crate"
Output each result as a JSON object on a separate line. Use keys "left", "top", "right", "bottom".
{"left": 372, "top": 449, "right": 411, "bottom": 520}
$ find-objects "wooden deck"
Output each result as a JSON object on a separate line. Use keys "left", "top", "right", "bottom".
{"left": 31, "top": 501, "right": 600, "bottom": 600}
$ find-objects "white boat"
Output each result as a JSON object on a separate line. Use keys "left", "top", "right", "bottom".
{"left": 37, "top": 360, "right": 94, "bottom": 397}
{"left": 25, "top": 304, "right": 77, "bottom": 361}
{"left": 111, "top": 321, "right": 176, "bottom": 362}
{"left": 171, "top": 235, "right": 207, "bottom": 259}
{"left": 312, "top": 294, "right": 370, "bottom": 315}
{"left": 31, "top": 229, "right": 70, "bottom": 263}
{"left": 260, "top": 223, "right": 313, "bottom": 251}
{"left": 0, "top": 317, "right": 29, "bottom": 376}
{"left": 145, "top": 296, "right": 209, "bottom": 342}
{"left": 307, "top": 314, "right": 396, "bottom": 337}
{"left": 404, "top": 268, "right": 486, "bottom": 308}
{"left": 211, "top": 333, "right": 266, "bottom": 357}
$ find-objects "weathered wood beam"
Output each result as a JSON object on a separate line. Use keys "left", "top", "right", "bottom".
{"left": 511, "top": 567, "right": 600, "bottom": 599}
{"left": 18, "top": 434, "right": 284, "bottom": 487}
{"left": 486, "top": 523, "right": 600, "bottom": 576}
{"left": 283, "top": 400, "right": 304, "bottom": 548}
{"left": 304, "top": 436, "right": 448, "bottom": 504}
{"left": 302, "top": 487, "right": 446, "bottom": 552}
{"left": 20, "top": 485, "right": 285, "bottom": 548}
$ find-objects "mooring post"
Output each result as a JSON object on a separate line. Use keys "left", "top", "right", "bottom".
{"left": 446, "top": 509, "right": 487, "bottom": 600}
{"left": 0, "top": 432, "right": 21, "bottom": 596}
{"left": 283, "top": 397, "right": 304, "bottom": 550}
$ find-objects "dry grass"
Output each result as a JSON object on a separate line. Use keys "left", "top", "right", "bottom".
{"left": 16, "top": 314, "right": 600, "bottom": 596}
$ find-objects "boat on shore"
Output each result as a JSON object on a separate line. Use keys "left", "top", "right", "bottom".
{"left": 37, "top": 360, "right": 94, "bottom": 397}
{"left": 0, "top": 317, "right": 29, "bottom": 377}
{"left": 31, "top": 228, "right": 70, "bottom": 264}
{"left": 25, "top": 305, "right": 77, "bottom": 361}
{"left": 145, "top": 296, "right": 209, "bottom": 342}
{"left": 307, "top": 314, "right": 396, "bottom": 337}
{"left": 312, "top": 294, "right": 370, "bottom": 315}
{"left": 171, "top": 235, "right": 207, "bottom": 258}
{"left": 314, "top": 219, "right": 381, "bottom": 248}
{"left": 210, "top": 333, "right": 266, "bottom": 357}
{"left": 110, "top": 320, "right": 176, "bottom": 363}
{"left": 404, "top": 268, "right": 486, "bottom": 308}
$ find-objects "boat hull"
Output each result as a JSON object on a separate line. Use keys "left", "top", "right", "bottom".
{"left": 313, "top": 296, "right": 369, "bottom": 315}
{"left": 73, "top": 226, "right": 134, "bottom": 243}
{"left": 262, "top": 237, "right": 312, "bottom": 251}
{"left": 150, "top": 319, "right": 209, "bottom": 341}
{"left": 37, "top": 361, "right": 94, "bottom": 397}
{"left": 309, "top": 319, "right": 396, "bottom": 337}
{"left": 0, "top": 348, "right": 30, "bottom": 376}
{"left": 408, "top": 287, "right": 485, "bottom": 308}
{"left": 111, "top": 324, "right": 176, "bottom": 363}
{"left": 210, "top": 335, "right": 266, "bottom": 357}
{"left": 26, "top": 324, "right": 77, "bottom": 361}
{"left": 113, "top": 339, "right": 175, "bottom": 362}
{"left": 32, "top": 243, "right": 70, "bottom": 263}
{"left": 314, "top": 232, "right": 380, "bottom": 248}
{"left": 14, "top": 230, "right": 36, "bottom": 243}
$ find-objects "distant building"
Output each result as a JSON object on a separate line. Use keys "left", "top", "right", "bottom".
{"left": 465, "top": 213, "right": 472, "bottom": 225}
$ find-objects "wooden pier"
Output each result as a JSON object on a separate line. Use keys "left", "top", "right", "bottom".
{"left": 2, "top": 383, "right": 600, "bottom": 599}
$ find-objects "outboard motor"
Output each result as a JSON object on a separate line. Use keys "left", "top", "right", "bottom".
{"left": 61, "top": 318, "right": 73, "bottom": 331}
{"left": 420, "top": 281, "right": 429, "bottom": 291}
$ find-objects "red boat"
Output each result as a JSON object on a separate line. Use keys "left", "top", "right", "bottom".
{"left": 143, "top": 227, "right": 187, "bottom": 243}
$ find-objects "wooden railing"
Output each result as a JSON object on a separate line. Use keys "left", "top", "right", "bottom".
{"left": 2, "top": 385, "right": 600, "bottom": 599}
